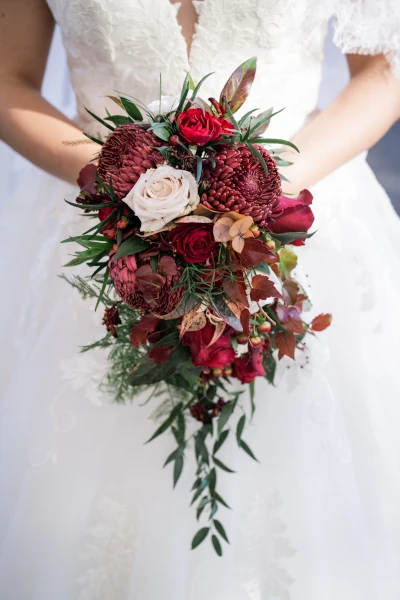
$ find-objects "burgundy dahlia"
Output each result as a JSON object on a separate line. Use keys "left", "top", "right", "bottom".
{"left": 97, "top": 124, "right": 163, "bottom": 198}
{"left": 201, "top": 144, "right": 282, "bottom": 227}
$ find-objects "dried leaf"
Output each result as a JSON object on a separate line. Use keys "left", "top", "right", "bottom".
{"left": 219, "top": 57, "right": 257, "bottom": 114}
{"left": 207, "top": 321, "right": 226, "bottom": 348}
{"left": 213, "top": 216, "right": 235, "bottom": 242}
{"left": 228, "top": 216, "right": 253, "bottom": 238}
{"left": 105, "top": 95, "right": 123, "bottom": 108}
{"left": 240, "top": 308, "right": 251, "bottom": 337}
{"left": 311, "top": 313, "right": 332, "bottom": 332}
{"left": 240, "top": 238, "right": 276, "bottom": 268}
{"left": 135, "top": 265, "right": 164, "bottom": 300}
{"left": 213, "top": 297, "right": 243, "bottom": 331}
{"left": 175, "top": 215, "right": 213, "bottom": 224}
{"left": 231, "top": 235, "right": 245, "bottom": 253}
{"left": 282, "top": 280, "right": 299, "bottom": 305}
{"left": 156, "top": 294, "right": 199, "bottom": 320}
{"left": 275, "top": 331, "right": 296, "bottom": 359}
{"left": 250, "top": 275, "right": 283, "bottom": 302}
{"left": 158, "top": 255, "right": 178, "bottom": 277}
{"left": 223, "top": 275, "right": 249, "bottom": 307}
{"left": 193, "top": 204, "right": 221, "bottom": 218}
{"left": 179, "top": 309, "right": 207, "bottom": 339}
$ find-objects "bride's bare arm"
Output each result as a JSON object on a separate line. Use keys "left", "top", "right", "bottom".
{"left": 0, "top": 0, "right": 97, "bottom": 184}
{"left": 281, "top": 54, "right": 400, "bottom": 195}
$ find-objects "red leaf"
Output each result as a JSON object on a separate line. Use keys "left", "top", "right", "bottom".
{"left": 130, "top": 314, "right": 160, "bottom": 348}
{"left": 158, "top": 255, "right": 178, "bottom": 277}
{"left": 239, "top": 238, "right": 276, "bottom": 268}
{"left": 240, "top": 308, "right": 250, "bottom": 337}
{"left": 223, "top": 274, "right": 249, "bottom": 307}
{"left": 148, "top": 345, "right": 173, "bottom": 365}
{"left": 250, "top": 275, "right": 283, "bottom": 302}
{"left": 275, "top": 331, "right": 296, "bottom": 359}
{"left": 311, "top": 313, "right": 332, "bottom": 332}
{"left": 135, "top": 265, "right": 164, "bottom": 299}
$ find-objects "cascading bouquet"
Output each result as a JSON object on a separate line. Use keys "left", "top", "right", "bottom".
{"left": 63, "top": 58, "right": 331, "bottom": 555}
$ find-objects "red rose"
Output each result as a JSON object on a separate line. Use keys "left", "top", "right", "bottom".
{"left": 233, "top": 346, "right": 266, "bottom": 383}
{"left": 268, "top": 190, "right": 314, "bottom": 246}
{"left": 177, "top": 108, "right": 232, "bottom": 146}
{"left": 169, "top": 223, "right": 219, "bottom": 264}
{"left": 182, "top": 324, "right": 235, "bottom": 369}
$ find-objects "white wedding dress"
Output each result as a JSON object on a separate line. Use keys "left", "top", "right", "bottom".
{"left": 1, "top": 1, "right": 400, "bottom": 598}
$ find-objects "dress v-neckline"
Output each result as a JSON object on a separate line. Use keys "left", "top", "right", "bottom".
{"left": 168, "top": 0, "right": 203, "bottom": 65}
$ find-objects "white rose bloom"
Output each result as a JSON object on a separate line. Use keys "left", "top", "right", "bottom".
{"left": 123, "top": 165, "right": 199, "bottom": 233}
{"left": 146, "top": 95, "right": 179, "bottom": 116}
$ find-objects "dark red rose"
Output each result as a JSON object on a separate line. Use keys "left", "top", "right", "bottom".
{"left": 169, "top": 223, "right": 219, "bottom": 264}
{"left": 268, "top": 190, "right": 314, "bottom": 246}
{"left": 182, "top": 324, "right": 235, "bottom": 369}
{"left": 233, "top": 345, "right": 266, "bottom": 383}
{"left": 177, "top": 108, "right": 232, "bottom": 146}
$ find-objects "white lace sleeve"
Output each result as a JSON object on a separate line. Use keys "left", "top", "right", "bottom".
{"left": 332, "top": 0, "right": 400, "bottom": 77}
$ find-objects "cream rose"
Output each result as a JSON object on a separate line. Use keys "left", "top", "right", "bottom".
{"left": 123, "top": 165, "right": 199, "bottom": 233}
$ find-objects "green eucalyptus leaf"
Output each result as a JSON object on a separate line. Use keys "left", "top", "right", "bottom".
{"left": 120, "top": 97, "right": 143, "bottom": 120}
{"left": 191, "top": 527, "right": 210, "bottom": 550}
{"left": 145, "top": 402, "right": 183, "bottom": 443}
{"left": 213, "top": 429, "right": 229, "bottom": 454}
{"left": 129, "top": 346, "right": 190, "bottom": 388}
{"left": 217, "top": 401, "right": 236, "bottom": 437}
{"left": 208, "top": 468, "right": 217, "bottom": 492}
{"left": 236, "top": 415, "right": 246, "bottom": 445}
{"left": 212, "top": 456, "right": 235, "bottom": 473}
{"left": 212, "top": 534, "right": 223, "bottom": 557}
{"left": 219, "top": 57, "right": 257, "bottom": 114}
{"left": 269, "top": 230, "right": 315, "bottom": 246}
{"left": 83, "top": 132, "right": 103, "bottom": 145}
{"left": 104, "top": 115, "right": 132, "bottom": 126}
{"left": 212, "top": 491, "right": 231, "bottom": 510}
{"left": 240, "top": 439, "right": 259, "bottom": 462}
{"left": 213, "top": 519, "right": 230, "bottom": 544}
{"left": 173, "top": 455, "right": 184, "bottom": 487}
{"left": 263, "top": 351, "right": 277, "bottom": 384}
{"left": 85, "top": 108, "right": 114, "bottom": 131}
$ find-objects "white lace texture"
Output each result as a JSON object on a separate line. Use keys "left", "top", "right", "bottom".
{"left": 333, "top": 0, "right": 400, "bottom": 76}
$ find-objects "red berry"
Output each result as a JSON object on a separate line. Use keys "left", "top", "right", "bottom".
{"left": 104, "top": 229, "right": 116, "bottom": 239}
{"left": 112, "top": 244, "right": 118, "bottom": 253}
{"left": 265, "top": 240, "right": 276, "bottom": 250}
{"left": 117, "top": 217, "right": 128, "bottom": 230}
{"left": 250, "top": 335, "right": 262, "bottom": 347}
{"left": 169, "top": 134, "right": 181, "bottom": 147}
{"left": 223, "top": 366, "right": 233, "bottom": 377}
{"left": 212, "top": 368, "right": 223, "bottom": 377}
{"left": 237, "top": 333, "right": 248, "bottom": 345}
{"left": 258, "top": 321, "right": 272, "bottom": 334}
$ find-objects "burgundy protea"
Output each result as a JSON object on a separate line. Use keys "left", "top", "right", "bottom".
{"left": 109, "top": 254, "right": 185, "bottom": 316}
{"left": 97, "top": 124, "right": 164, "bottom": 198}
{"left": 109, "top": 254, "right": 138, "bottom": 300}
{"left": 201, "top": 144, "right": 282, "bottom": 227}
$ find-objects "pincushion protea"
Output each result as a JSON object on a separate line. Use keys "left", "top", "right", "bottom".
{"left": 98, "top": 124, "right": 163, "bottom": 198}
{"left": 201, "top": 144, "right": 282, "bottom": 227}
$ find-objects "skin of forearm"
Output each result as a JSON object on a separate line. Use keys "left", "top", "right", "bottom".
{"left": 280, "top": 57, "right": 400, "bottom": 195}
{"left": 0, "top": 78, "right": 98, "bottom": 184}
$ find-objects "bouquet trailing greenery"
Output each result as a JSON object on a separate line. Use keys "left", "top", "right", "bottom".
{"left": 63, "top": 58, "right": 331, "bottom": 555}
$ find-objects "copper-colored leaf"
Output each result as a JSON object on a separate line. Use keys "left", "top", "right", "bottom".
{"left": 250, "top": 275, "right": 283, "bottom": 302}
{"left": 207, "top": 321, "right": 227, "bottom": 348}
{"left": 223, "top": 274, "right": 249, "bottom": 307}
{"left": 193, "top": 204, "right": 222, "bottom": 218}
{"left": 311, "top": 313, "right": 332, "bottom": 332}
{"left": 240, "top": 238, "right": 276, "bottom": 268}
{"left": 282, "top": 280, "right": 299, "bottom": 305}
{"left": 179, "top": 310, "right": 207, "bottom": 339}
{"left": 158, "top": 255, "right": 178, "bottom": 277}
{"left": 231, "top": 235, "right": 245, "bottom": 253}
{"left": 214, "top": 216, "right": 235, "bottom": 242}
{"left": 219, "top": 57, "right": 258, "bottom": 114}
{"left": 240, "top": 308, "right": 251, "bottom": 337}
{"left": 135, "top": 265, "right": 164, "bottom": 299}
{"left": 105, "top": 95, "right": 123, "bottom": 108}
{"left": 275, "top": 331, "right": 296, "bottom": 360}
{"left": 228, "top": 216, "right": 253, "bottom": 238}
{"left": 156, "top": 294, "right": 199, "bottom": 320}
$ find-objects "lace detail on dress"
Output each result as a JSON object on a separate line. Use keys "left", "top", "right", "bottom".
{"left": 332, "top": 0, "right": 400, "bottom": 76}
{"left": 76, "top": 496, "right": 136, "bottom": 600}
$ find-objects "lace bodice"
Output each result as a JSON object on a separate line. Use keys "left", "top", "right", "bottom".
{"left": 46, "top": 0, "right": 400, "bottom": 139}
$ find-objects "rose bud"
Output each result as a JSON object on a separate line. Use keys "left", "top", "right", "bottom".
{"left": 258, "top": 321, "right": 272, "bottom": 334}
{"left": 237, "top": 333, "right": 248, "bottom": 345}
{"left": 250, "top": 335, "right": 262, "bottom": 347}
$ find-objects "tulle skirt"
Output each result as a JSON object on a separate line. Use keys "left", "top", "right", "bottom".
{"left": 1, "top": 153, "right": 400, "bottom": 600}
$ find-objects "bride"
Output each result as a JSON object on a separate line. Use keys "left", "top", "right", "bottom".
{"left": 1, "top": 0, "right": 400, "bottom": 598}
